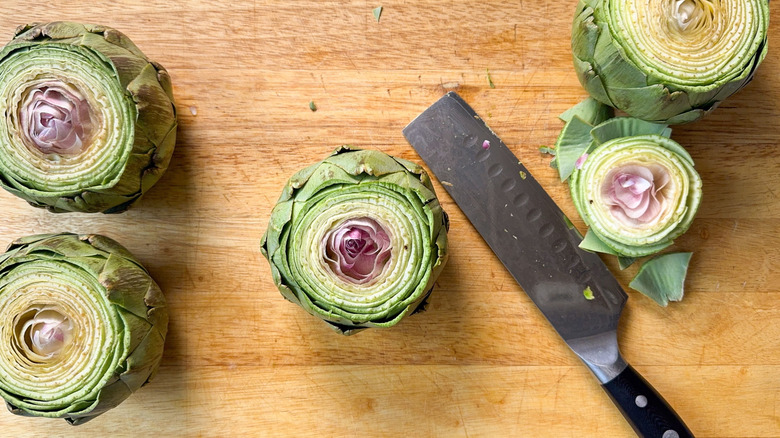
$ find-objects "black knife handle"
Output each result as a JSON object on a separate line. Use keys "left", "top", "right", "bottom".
{"left": 602, "top": 364, "right": 694, "bottom": 438}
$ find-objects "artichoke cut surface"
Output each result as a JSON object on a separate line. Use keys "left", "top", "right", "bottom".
{"left": 554, "top": 103, "right": 703, "bottom": 258}
{"left": 262, "top": 148, "right": 449, "bottom": 334}
{"left": 0, "top": 233, "right": 168, "bottom": 425}
{"left": 572, "top": 0, "right": 769, "bottom": 123}
{"left": 0, "top": 22, "right": 177, "bottom": 213}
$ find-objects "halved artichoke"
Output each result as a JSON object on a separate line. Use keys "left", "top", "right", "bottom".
{"left": 261, "top": 147, "right": 449, "bottom": 334}
{"left": 0, "top": 233, "right": 167, "bottom": 425}
{"left": 572, "top": 0, "right": 769, "bottom": 124}
{"left": 556, "top": 108, "right": 702, "bottom": 258}
{"left": 0, "top": 22, "right": 177, "bottom": 213}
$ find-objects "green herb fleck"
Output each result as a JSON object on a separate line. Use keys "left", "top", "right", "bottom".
{"left": 583, "top": 286, "right": 595, "bottom": 300}
{"left": 309, "top": 101, "right": 317, "bottom": 112}
{"left": 539, "top": 146, "right": 557, "bottom": 156}
{"left": 486, "top": 68, "right": 495, "bottom": 88}
{"left": 373, "top": 6, "right": 383, "bottom": 22}
{"left": 519, "top": 171, "right": 527, "bottom": 180}
{"left": 562, "top": 215, "right": 576, "bottom": 230}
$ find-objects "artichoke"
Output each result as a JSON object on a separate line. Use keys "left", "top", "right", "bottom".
{"left": 0, "top": 22, "right": 177, "bottom": 213}
{"left": 572, "top": 0, "right": 769, "bottom": 124}
{"left": 0, "top": 233, "right": 168, "bottom": 425}
{"left": 262, "top": 147, "right": 449, "bottom": 335}
{"left": 555, "top": 104, "right": 702, "bottom": 258}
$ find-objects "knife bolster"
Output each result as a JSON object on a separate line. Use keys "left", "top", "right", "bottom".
{"left": 567, "top": 330, "right": 628, "bottom": 384}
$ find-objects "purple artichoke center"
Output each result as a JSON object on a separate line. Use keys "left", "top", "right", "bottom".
{"left": 19, "top": 82, "right": 95, "bottom": 155}
{"left": 16, "top": 306, "right": 75, "bottom": 360}
{"left": 323, "top": 217, "right": 392, "bottom": 284}
{"left": 602, "top": 164, "right": 670, "bottom": 226}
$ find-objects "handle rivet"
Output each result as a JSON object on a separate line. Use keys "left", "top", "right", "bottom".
{"left": 634, "top": 395, "right": 648, "bottom": 408}
{"left": 663, "top": 430, "right": 679, "bottom": 438}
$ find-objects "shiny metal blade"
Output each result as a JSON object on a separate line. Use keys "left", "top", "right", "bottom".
{"left": 403, "top": 92, "right": 628, "bottom": 382}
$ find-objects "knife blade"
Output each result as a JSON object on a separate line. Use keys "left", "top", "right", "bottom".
{"left": 403, "top": 92, "right": 693, "bottom": 438}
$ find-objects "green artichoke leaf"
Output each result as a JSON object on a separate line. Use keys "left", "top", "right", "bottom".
{"left": 554, "top": 116, "right": 594, "bottom": 182}
{"left": 579, "top": 228, "right": 619, "bottom": 255}
{"left": 571, "top": 0, "right": 770, "bottom": 124}
{"left": 629, "top": 252, "right": 693, "bottom": 306}
{"left": 590, "top": 117, "right": 671, "bottom": 145}
{"left": 571, "top": 5, "right": 600, "bottom": 61}
{"left": 261, "top": 148, "right": 449, "bottom": 335}
{"left": 559, "top": 97, "right": 614, "bottom": 125}
{"left": 0, "top": 233, "right": 167, "bottom": 424}
{"left": 0, "top": 22, "right": 177, "bottom": 213}
{"left": 555, "top": 98, "right": 614, "bottom": 182}
{"left": 574, "top": 57, "right": 612, "bottom": 106}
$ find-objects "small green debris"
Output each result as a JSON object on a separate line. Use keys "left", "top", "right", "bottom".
{"left": 583, "top": 286, "right": 595, "bottom": 300}
{"left": 618, "top": 256, "right": 636, "bottom": 270}
{"left": 373, "top": 6, "right": 383, "bottom": 22}
{"left": 519, "top": 171, "right": 527, "bottom": 180}
{"left": 486, "top": 68, "right": 495, "bottom": 88}
{"left": 309, "top": 101, "right": 317, "bottom": 112}
{"left": 562, "top": 215, "right": 576, "bottom": 230}
{"left": 539, "top": 146, "right": 556, "bottom": 156}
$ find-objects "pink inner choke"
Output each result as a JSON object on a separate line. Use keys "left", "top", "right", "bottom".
{"left": 602, "top": 164, "right": 670, "bottom": 226}
{"left": 18, "top": 307, "right": 75, "bottom": 359}
{"left": 19, "top": 82, "right": 95, "bottom": 155}
{"left": 323, "top": 217, "right": 392, "bottom": 284}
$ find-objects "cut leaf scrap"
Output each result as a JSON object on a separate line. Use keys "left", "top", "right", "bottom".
{"left": 583, "top": 286, "right": 595, "bottom": 300}
{"left": 629, "top": 252, "right": 693, "bottom": 306}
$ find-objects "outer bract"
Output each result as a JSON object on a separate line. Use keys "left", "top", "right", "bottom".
{"left": 572, "top": 0, "right": 769, "bottom": 124}
{"left": 0, "top": 22, "right": 177, "bottom": 213}
{"left": 261, "top": 147, "right": 449, "bottom": 335}
{"left": 0, "top": 233, "right": 168, "bottom": 425}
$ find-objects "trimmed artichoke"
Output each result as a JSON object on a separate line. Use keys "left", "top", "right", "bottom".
{"left": 0, "top": 22, "right": 177, "bottom": 213}
{"left": 555, "top": 104, "right": 702, "bottom": 258}
{"left": 261, "top": 147, "right": 449, "bottom": 335}
{"left": 572, "top": 0, "right": 769, "bottom": 124}
{"left": 0, "top": 233, "right": 167, "bottom": 425}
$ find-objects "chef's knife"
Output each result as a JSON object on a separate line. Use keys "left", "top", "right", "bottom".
{"left": 403, "top": 92, "right": 693, "bottom": 438}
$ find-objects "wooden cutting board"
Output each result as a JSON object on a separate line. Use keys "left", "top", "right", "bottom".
{"left": 1, "top": 1, "right": 778, "bottom": 436}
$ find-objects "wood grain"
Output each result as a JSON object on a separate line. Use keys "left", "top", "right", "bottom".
{"left": 0, "top": 1, "right": 778, "bottom": 436}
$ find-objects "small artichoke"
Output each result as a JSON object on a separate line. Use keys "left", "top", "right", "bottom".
{"left": 572, "top": 0, "right": 769, "bottom": 124}
{"left": 0, "top": 233, "right": 168, "bottom": 425}
{"left": 560, "top": 115, "right": 702, "bottom": 258}
{"left": 262, "top": 147, "right": 449, "bottom": 334}
{"left": 0, "top": 22, "right": 177, "bottom": 213}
